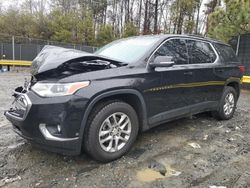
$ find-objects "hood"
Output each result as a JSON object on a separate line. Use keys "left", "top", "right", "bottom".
{"left": 31, "top": 45, "right": 126, "bottom": 80}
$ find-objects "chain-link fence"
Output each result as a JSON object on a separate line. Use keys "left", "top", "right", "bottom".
{"left": 1, "top": 33, "right": 250, "bottom": 76}
{"left": 0, "top": 34, "right": 98, "bottom": 61}
{"left": 229, "top": 33, "right": 250, "bottom": 76}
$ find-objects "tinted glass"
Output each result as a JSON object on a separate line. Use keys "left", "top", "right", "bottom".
{"left": 214, "top": 43, "right": 238, "bottom": 62}
{"left": 154, "top": 39, "right": 188, "bottom": 64}
{"left": 95, "top": 37, "right": 160, "bottom": 64}
{"left": 186, "top": 40, "right": 217, "bottom": 64}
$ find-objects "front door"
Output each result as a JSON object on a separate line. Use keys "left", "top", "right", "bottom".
{"left": 146, "top": 38, "right": 194, "bottom": 125}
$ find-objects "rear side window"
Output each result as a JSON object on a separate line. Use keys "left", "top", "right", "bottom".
{"left": 186, "top": 40, "right": 217, "bottom": 64}
{"left": 154, "top": 39, "right": 188, "bottom": 65}
{"left": 213, "top": 43, "right": 238, "bottom": 63}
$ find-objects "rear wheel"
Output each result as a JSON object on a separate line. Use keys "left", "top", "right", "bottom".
{"left": 213, "top": 86, "right": 237, "bottom": 120}
{"left": 84, "top": 101, "right": 139, "bottom": 162}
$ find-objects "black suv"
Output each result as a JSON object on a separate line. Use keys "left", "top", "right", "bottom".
{"left": 5, "top": 34, "right": 244, "bottom": 162}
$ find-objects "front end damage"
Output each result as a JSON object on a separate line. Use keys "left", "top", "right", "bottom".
{"left": 30, "top": 45, "right": 126, "bottom": 81}
{"left": 4, "top": 45, "right": 126, "bottom": 155}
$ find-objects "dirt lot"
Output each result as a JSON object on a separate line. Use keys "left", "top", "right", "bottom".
{"left": 0, "top": 72, "right": 249, "bottom": 188}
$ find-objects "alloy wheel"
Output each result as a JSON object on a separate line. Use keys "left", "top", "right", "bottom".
{"left": 98, "top": 112, "right": 132, "bottom": 153}
{"left": 223, "top": 92, "right": 235, "bottom": 116}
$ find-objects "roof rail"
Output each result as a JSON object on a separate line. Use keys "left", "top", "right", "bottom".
{"left": 185, "top": 34, "right": 205, "bottom": 38}
{"left": 183, "top": 33, "right": 226, "bottom": 45}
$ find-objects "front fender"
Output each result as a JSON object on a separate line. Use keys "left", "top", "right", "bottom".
{"left": 78, "top": 89, "right": 148, "bottom": 147}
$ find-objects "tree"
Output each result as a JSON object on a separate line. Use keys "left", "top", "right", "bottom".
{"left": 122, "top": 22, "right": 138, "bottom": 37}
{"left": 170, "top": 0, "right": 198, "bottom": 34}
{"left": 51, "top": 0, "right": 78, "bottom": 14}
{"left": 208, "top": 0, "right": 250, "bottom": 42}
{"left": 0, "top": 0, "right": 223, "bottom": 46}
{"left": 48, "top": 10, "right": 78, "bottom": 43}
{"left": 204, "top": 0, "right": 221, "bottom": 34}
{"left": 0, "top": 9, "right": 36, "bottom": 37}
{"left": 96, "top": 24, "right": 114, "bottom": 46}
{"left": 194, "top": 0, "right": 202, "bottom": 34}
{"left": 32, "top": 13, "right": 52, "bottom": 39}
{"left": 78, "top": 12, "right": 95, "bottom": 46}
{"left": 154, "top": 0, "right": 159, "bottom": 33}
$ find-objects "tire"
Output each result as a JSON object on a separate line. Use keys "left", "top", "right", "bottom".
{"left": 213, "top": 86, "right": 237, "bottom": 120}
{"left": 84, "top": 100, "right": 139, "bottom": 162}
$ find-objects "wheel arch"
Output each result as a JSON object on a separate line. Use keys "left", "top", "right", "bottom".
{"left": 225, "top": 78, "right": 241, "bottom": 99}
{"left": 79, "top": 89, "right": 148, "bottom": 144}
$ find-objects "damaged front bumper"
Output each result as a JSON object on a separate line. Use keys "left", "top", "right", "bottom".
{"left": 4, "top": 87, "right": 88, "bottom": 155}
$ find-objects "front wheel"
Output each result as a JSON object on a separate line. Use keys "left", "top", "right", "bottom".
{"left": 213, "top": 86, "right": 237, "bottom": 120}
{"left": 84, "top": 101, "right": 139, "bottom": 162}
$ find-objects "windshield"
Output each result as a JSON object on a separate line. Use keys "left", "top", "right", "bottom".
{"left": 95, "top": 37, "right": 160, "bottom": 64}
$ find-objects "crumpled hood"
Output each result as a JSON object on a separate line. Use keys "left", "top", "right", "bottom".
{"left": 30, "top": 45, "right": 125, "bottom": 78}
{"left": 31, "top": 45, "right": 97, "bottom": 75}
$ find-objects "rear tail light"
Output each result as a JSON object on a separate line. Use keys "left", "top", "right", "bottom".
{"left": 239, "top": 65, "right": 245, "bottom": 73}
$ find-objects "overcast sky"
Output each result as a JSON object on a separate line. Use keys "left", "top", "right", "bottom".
{"left": 0, "top": 0, "right": 24, "bottom": 9}
{"left": 0, "top": 0, "right": 210, "bottom": 12}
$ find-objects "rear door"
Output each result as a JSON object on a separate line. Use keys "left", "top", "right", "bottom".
{"left": 185, "top": 39, "right": 224, "bottom": 107}
{"left": 213, "top": 43, "right": 241, "bottom": 76}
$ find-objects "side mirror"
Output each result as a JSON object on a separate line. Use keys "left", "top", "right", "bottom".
{"left": 149, "top": 56, "right": 175, "bottom": 68}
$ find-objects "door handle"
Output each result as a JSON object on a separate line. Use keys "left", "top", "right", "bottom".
{"left": 184, "top": 71, "right": 193, "bottom": 76}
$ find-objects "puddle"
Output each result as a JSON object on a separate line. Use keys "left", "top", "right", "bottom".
{"left": 136, "top": 164, "right": 181, "bottom": 182}
{"left": 136, "top": 169, "right": 165, "bottom": 182}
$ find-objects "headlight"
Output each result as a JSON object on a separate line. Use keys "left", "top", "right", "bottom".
{"left": 31, "top": 81, "right": 90, "bottom": 97}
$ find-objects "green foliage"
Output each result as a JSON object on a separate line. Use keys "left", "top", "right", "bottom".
{"left": 122, "top": 22, "right": 138, "bottom": 38}
{"left": 0, "top": 10, "right": 36, "bottom": 37}
{"left": 32, "top": 14, "right": 52, "bottom": 39}
{"left": 45, "top": 9, "right": 95, "bottom": 44}
{"left": 184, "top": 20, "right": 195, "bottom": 33}
{"left": 3, "top": 0, "right": 241, "bottom": 47}
{"left": 208, "top": 0, "right": 250, "bottom": 42}
{"left": 96, "top": 25, "right": 114, "bottom": 47}
{"left": 78, "top": 12, "right": 95, "bottom": 46}
{"left": 170, "top": 0, "right": 200, "bottom": 34}
{"left": 0, "top": 4, "right": 98, "bottom": 46}
{"left": 48, "top": 10, "right": 78, "bottom": 43}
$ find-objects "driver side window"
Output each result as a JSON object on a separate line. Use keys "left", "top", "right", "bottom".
{"left": 154, "top": 39, "right": 188, "bottom": 65}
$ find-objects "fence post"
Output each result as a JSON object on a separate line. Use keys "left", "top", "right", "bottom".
{"left": 236, "top": 35, "right": 241, "bottom": 56}
{"left": 12, "top": 36, "right": 15, "bottom": 60}
{"left": 1, "top": 43, "right": 3, "bottom": 58}
{"left": 20, "top": 44, "right": 22, "bottom": 60}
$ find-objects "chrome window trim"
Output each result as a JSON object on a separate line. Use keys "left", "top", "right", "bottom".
{"left": 146, "top": 37, "right": 219, "bottom": 69}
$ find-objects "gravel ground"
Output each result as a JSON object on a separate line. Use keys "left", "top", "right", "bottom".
{"left": 0, "top": 72, "right": 249, "bottom": 188}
